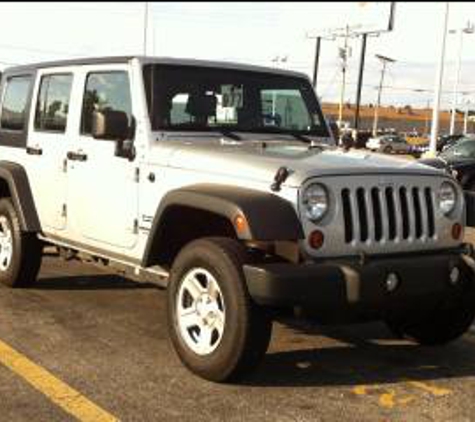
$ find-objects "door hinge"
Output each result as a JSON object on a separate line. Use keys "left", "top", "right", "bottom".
{"left": 133, "top": 218, "right": 139, "bottom": 234}
{"left": 62, "top": 159, "right": 68, "bottom": 173}
{"left": 134, "top": 167, "right": 140, "bottom": 183}
{"left": 61, "top": 204, "right": 67, "bottom": 217}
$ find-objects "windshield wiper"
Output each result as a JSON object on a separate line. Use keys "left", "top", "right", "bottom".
{"left": 214, "top": 128, "right": 242, "bottom": 141}
{"left": 287, "top": 132, "right": 312, "bottom": 143}
{"left": 243, "top": 126, "right": 315, "bottom": 143}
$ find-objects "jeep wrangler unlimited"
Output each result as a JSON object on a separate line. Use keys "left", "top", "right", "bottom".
{"left": 0, "top": 56, "right": 473, "bottom": 382}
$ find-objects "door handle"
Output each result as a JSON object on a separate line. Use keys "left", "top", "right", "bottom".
{"left": 26, "top": 146, "right": 43, "bottom": 156}
{"left": 67, "top": 151, "right": 88, "bottom": 162}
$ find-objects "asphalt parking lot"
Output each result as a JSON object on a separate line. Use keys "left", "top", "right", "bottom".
{"left": 2, "top": 236, "right": 475, "bottom": 422}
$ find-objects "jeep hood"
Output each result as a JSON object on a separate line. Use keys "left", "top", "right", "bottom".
{"left": 164, "top": 141, "right": 444, "bottom": 187}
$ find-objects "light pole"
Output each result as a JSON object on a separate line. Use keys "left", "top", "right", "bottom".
{"left": 338, "top": 26, "right": 351, "bottom": 130}
{"left": 463, "top": 95, "right": 471, "bottom": 134}
{"left": 143, "top": 2, "right": 149, "bottom": 56}
{"left": 372, "top": 54, "right": 396, "bottom": 137}
{"left": 428, "top": 2, "right": 450, "bottom": 157}
{"left": 305, "top": 32, "right": 335, "bottom": 94}
{"left": 425, "top": 98, "right": 431, "bottom": 136}
{"left": 414, "top": 88, "right": 431, "bottom": 136}
{"left": 311, "top": 37, "right": 321, "bottom": 91}
{"left": 449, "top": 21, "right": 474, "bottom": 135}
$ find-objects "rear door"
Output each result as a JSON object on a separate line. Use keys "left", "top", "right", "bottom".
{"left": 26, "top": 69, "right": 75, "bottom": 232}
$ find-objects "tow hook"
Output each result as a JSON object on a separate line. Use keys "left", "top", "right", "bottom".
{"left": 359, "top": 252, "right": 367, "bottom": 266}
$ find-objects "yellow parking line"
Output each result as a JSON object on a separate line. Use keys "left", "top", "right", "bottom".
{"left": 407, "top": 380, "right": 451, "bottom": 397}
{"left": 0, "top": 339, "right": 118, "bottom": 422}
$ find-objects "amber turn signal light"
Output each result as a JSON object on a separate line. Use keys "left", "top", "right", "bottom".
{"left": 234, "top": 214, "right": 247, "bottom": 234}
{"left": 452, "top": 223, "right": 462, "bottom": 240}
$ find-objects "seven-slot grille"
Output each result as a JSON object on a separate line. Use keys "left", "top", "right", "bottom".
{"left": 341, "top": 185, "right": 436, "bottom": 244}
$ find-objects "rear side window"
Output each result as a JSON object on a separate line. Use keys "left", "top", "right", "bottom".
{"left": 34, "top": 74, "right": 73, "bottom": 133}
{"left": 80, "top": 71, "right": 132, "bottom": 135}
{"left": 0, "top": 76, "right": 32, "bottom": 131}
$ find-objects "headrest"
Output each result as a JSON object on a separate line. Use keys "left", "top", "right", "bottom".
{"left": 185, "top": 93, "right": 217, "bottom": 117}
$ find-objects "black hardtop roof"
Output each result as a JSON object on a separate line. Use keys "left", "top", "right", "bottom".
{"left": 3, "top": 55, "right": 309, "bottom": 80}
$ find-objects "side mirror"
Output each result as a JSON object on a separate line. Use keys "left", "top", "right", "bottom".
{"left": 92, "top": 110, "right": 136, "bottom": 161}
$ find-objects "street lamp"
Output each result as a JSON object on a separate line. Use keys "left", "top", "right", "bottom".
{"left": 449, "top": 21, "right": 474, "bottom": 135}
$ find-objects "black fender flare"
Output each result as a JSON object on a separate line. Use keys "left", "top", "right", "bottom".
{"left": 465, "top": 190, "right": 475, "bottom": 227}
{"left": 142, "top": 184, "right": 304, "bottom": 267}
{"left": 461, "top": 171, "right": 475, "bottom": 190}
{"left": 0, "top": 161, "right": 41, "bottom": 232}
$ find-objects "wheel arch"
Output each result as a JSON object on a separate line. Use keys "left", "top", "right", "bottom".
{"left": 0, "top": 161, "right": 41, "bottom": 232}
{"left": 141, "top": 184, "right": 303, "bottom": 268}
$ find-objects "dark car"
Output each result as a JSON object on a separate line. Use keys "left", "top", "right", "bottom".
{"left": 437, "top": 133, "right": 465, "bottom": 152}
{"left": 419, "top": 135, "right": 475, "bottom": 190}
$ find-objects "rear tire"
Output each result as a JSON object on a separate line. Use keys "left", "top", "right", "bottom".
{"left": 0, "top": 198, "right": 43, "bottom": 288}
{"left": 167, "top": 237, "right": 272, "bottom": 382}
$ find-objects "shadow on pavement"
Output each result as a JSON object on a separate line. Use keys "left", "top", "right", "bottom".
{"left": 25, "top": 262, "right": 475, "bottom": 389}
{"left": 245, "top": 320, "right": 475, "bottom": 388}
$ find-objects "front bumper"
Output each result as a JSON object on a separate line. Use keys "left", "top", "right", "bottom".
{"left": 244, "top": 248, "right": 475, "bottom": 319}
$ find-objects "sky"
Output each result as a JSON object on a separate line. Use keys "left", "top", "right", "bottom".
{"left": 1, "top": 2, "right": 475, "bottom": 109}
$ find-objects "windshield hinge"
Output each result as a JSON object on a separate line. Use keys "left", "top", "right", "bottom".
{"left": 271, "top": 166, "right": 290, "bottom": 192}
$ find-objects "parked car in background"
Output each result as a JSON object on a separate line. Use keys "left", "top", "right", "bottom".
{"left": 437, "top": 134, "right": 465, "bottom": 152}
{"left": 366, "top": 134, "right": 412, "bottom": 154}
{"left": 419, "top": 135, "right": 475, "bottom": 190}
{"left": 403, "top": 130, "right": 425, "bottom": 142}
{"left": 408, "top": 142, "right": 430, "bottom": 158}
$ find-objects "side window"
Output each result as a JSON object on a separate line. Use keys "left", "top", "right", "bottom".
{"left": 80, "top": 71, "right": 131, "bottom": 135}
{"left": 34, "top": 74, "right": 73, "bottom": 133}
{"left": 0, "top": 76, "right": 32, "bottom": 131}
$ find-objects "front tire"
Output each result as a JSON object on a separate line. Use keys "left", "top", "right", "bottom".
{"left": 167, "top": 237, "right": 272, "bottom": 382}
{"left": 0, "top": 198, "right": 43, "bottom": 288}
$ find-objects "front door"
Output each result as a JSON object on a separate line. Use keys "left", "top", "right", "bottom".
{"left": 67, "top": 67, "right": 139, "bottom": 250}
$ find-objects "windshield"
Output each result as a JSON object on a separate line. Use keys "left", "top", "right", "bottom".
{"left": 142, "top": 64, "right": 330, "bottom": 140}
{"left": 441, "top": 138, "right": 475, "bottom": 159}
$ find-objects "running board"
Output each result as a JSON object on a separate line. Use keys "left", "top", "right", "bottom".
{"left": 38, "top": 234, "right": 169, "bottom": 288}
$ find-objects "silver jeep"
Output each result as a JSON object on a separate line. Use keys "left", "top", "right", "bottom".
{"left": 0, "top": 56, "right": 473, "bottom": 382}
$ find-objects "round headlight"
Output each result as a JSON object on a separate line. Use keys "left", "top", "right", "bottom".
{"left": 438, "top": 181, "right": 457, "bottom": 215}
{"left": 302, "top": 183, "right": 329, "bottom": 222}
